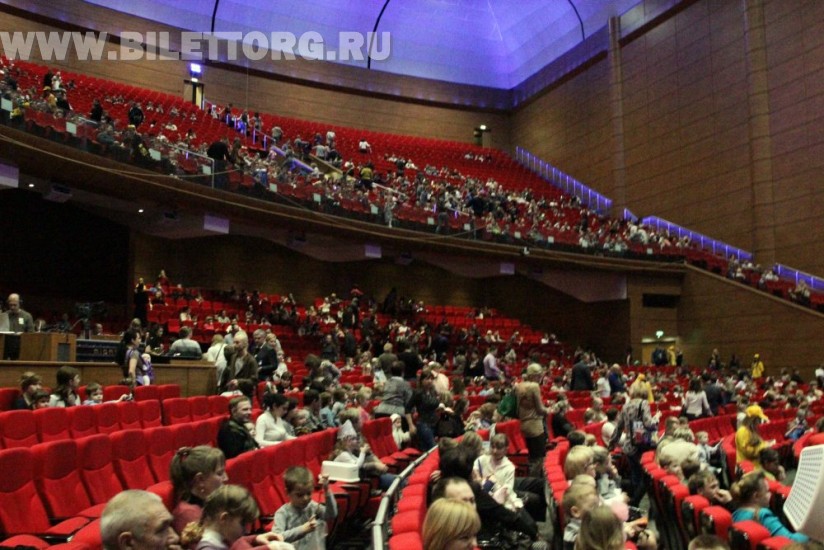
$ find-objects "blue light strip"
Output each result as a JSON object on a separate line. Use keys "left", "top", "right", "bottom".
{"left": 513, "top": 147, "right": 824, "bottom": 293}
{"left": 515, "top": 147, "right": 612, "bottom": 214}
{"left": 640, "top": 216, "right": 752, "bottom": 261}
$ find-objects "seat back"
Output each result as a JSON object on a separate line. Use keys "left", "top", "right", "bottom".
{"left": 147, "top": 480, "right": 175, "bottom": 512}
{"left": 32, "top": 439, "right": 93, "bottom": 519}
{"left": 117, "top": 401, "right": 142, "bottom": 430}
{"left": 68, "top": 405, "right": 99, "bottom": 439}
{"left": 701, "top": 505, "right": 733, "bottom": 540}
{"left": 133, "top": 385, "right": 161, "bottom": 401}
{"left": 157, "top": 385, "right": 181, "bottom": 400}
{"left": 0, "top": 388, "right": 20, "bottom": 411}
{"left": 163, "top": 398, "right": 192, "bottom": 425}
{"left": 208, "top": 395, "right": 230, "bottom": 417}
{"left": 171, "top": 422, "right": 197, "bottom": 449}
{"left": 94, "top": 402, "right": 121, "bottom": 434}
{"left": 682, "top": 495, "right": 710, "bottom": 541}
{"left": 729, "top": 520, "right": 770, "bottom": 550}
{"left": 0, "top": 448, "right": 52, "bottom": 534}
{"left": 247, "top": 450, "right": 280, "bottom": 517}
{"left": 189, "top": 396, "right": 211, "bottom": 422}
{"left": 138, "top": 399, "right": 163, "bottom": 427}
{"left": 111, "top": 430, "right": 156, "bottom": 489}
{"left": 78, "top": 434, "right": 124, "bottom": 504}
{"left": 145, "top": 426, "right": 177, "bottom": 482}
{"left": 103, "top": 385, "right": 131, "bottom": 402}
{"left": 33, "top": 406, "right": 70, "bottom": 442}
{"left": 0, "top": 410, "right": 39, "bottom": 448}
{"left": 191, "top": 419, "right": 214, "bottom": 446}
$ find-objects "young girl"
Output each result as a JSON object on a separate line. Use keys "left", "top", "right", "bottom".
{"left": 49, "top": 365, "right": 80, "bottom": 407}
{"left": 332, "top": 421, "right": 397, "bottom": 490}
{"left": 181, "top": 485, "right": 292, "bottom": 550}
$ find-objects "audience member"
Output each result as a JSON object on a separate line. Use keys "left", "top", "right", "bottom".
{"left": 273, "top": 467, "right": 337, "bottom": 550}
{"left": 730, "top": 471, "right": 807, "bottom": 542}
{"left": 12, "top": 371, "right": 42, "bottom": 409}
{"left": 101, "top": 490, "right": 180, "bottom": 550}
{"left": 49, "top": 365, "right": 80, "bottom": 407}
{"left": 216, "top": 396, "right": 259, "bottom": 459}
{"left": 422, "top": 498, "right": 481, "bottom": 550}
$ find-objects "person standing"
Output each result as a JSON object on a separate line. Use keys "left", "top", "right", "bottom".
{"left": 2, "top": 293, "right": 34, "bottom": 333}
{"left": 516, "top": 363, "right": 550, "bottom": 475}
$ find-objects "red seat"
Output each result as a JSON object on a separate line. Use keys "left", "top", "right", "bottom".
{"left": 191, "top": 419, "right": 214, "bottom": 446}
{"left": 0, "top": 448, "right": 90, "bottom": 539}
{"left": 171, "top": 422, "right": 197, "bottom": 449}
{"left": 71, "top": 518, "right": 102, "bottom": 550}
{"left": 0, "top": 388, "right": 19, "bottom": 412}
{"left": 189, "top": 396, "right": 211, "bottom": 422}
{"left": 32, "top": 440, "right": 103, "bottom": 520}
{"left": 147, "top": 480, "right": 175, "bottom": 512}
{"left": 138, "top": 400, "right": 163, "bottom": 427}
{"left": 68, "top": 406, "right": 98, "bottom": 439}
{"left": 208, "top": 395, "right": 230, "bottom": 416}
{"left": 133, "top": 385, "right": 161, "bottom": 401}
{"left": 93, "top": 402, "right": 121, "bottom": 434}
{"left": 116, "top": 401, "right": 142, "bottom": 430}
{"left": 157, "top": 385, "right": 181, "bottom": 400}
{"left": 682, "top": 495, "right": 710, "bottom": 541}
{"left": 77, "top": 434, "right": 124, "bottom": 505}
{"left": 33, "top": 407, "right": 70, "bottom": 442}
{"left": 103, "top": 385, "right": 130, "bottom": 402}
{"left": 111, "top": 430, "right": 156, "bottom": 489}
{"left": 162, "top": 398, "right": 192, "bottom": 425}
{"left": 0, "top": 410, "right": 39, "bottom": 448}
{"left": 701, "top": 505, "right": 734, "bottom": 540}
{"left": 729, "top": 520, "right": 774, "bottom": 550}
{"left": 145, "top": 426, "right": 177, "bottom": 482}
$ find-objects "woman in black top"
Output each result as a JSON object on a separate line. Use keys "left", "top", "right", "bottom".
{"left": 405, "top": 366, "right": 444, "bottom": 451}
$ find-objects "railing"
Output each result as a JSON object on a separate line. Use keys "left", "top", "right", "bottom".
{"left": 371, "top": 448, "right": 435, "bottom": 550}
{"left": 514, "top": 148, "right": 824, "bottom": 293}
{"left": 515, "top": 146, "right": 612, "bottom": 213}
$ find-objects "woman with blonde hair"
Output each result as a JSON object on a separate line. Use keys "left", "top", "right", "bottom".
{"left": 575, "top": 505, "right": 625, "bottom": 550}
{"left": 422, "top": 498, "right": 481, "bottom": 550}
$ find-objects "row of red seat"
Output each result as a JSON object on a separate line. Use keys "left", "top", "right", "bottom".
{"left": 0, "top": 416, "right": 221, "bottom": 549}
{"left": 0, "top": 393, "right": 226, "bottom": 449}
{"left": 0, "top": 383, "right": 180, "bottom": 412}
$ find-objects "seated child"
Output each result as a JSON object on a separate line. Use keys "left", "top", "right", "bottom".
{"left": 332, "top": 420, "right": 397, "bottom": 490}
{"left": 562, "top": 481, "right": 599, "bottom": 550}
{"left": 182, "top": 484, "right": 292, "bottom": 550}
{"left": 273, "top": 467, "right": 337, "bottom": 550}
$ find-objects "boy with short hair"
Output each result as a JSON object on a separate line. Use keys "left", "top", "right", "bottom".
{"left": 561, "top": 482, "right": 599, "bottom": 550}
{"left": 273, "top": 466, "right": 337, "bottom": 550}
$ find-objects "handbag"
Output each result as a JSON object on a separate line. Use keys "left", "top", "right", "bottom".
{"left": 631, "top": 401, "right": 657, "bottom": 449}
{"left": 498, "top": 390, "right": 518, "bottom": 419}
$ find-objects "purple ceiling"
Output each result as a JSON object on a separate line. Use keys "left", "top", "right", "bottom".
{"left": 85, "top": 0, "right": 640, "bottom": 88}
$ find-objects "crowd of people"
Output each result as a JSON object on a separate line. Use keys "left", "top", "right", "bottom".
{"left": 4, "top": 59, "right": 821, "bottom": 315}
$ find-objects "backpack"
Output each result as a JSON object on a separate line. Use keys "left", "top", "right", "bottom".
{"left": 498, "top": 391, "right": 518, "bottom": 419}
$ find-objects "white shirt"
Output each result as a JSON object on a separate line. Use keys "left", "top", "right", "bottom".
{"left": 255, "top": 412, "right": 295, "bottom": 446}
{"left": 596, "top": 377, "right": 611, "bottom": 398}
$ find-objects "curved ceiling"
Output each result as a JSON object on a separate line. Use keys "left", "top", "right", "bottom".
{"left": 85, "top": 0, "right": 640, "bottom": 89}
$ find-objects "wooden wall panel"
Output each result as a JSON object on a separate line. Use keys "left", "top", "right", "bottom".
{"left": 678, "top": 267, "right": 824, "bottom": 378}
{"left": 510, "top": 59, "right": 613, "bottom": 196}
{"left": 762, "top": 0, "right": 824, "bottom": 276}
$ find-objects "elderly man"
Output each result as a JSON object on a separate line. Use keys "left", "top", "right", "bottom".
{"left": 1, "top": 293, "right": 34, "bottom": 333}
{"left": 101, "top": 490, "right": 181, "bottom": 550}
